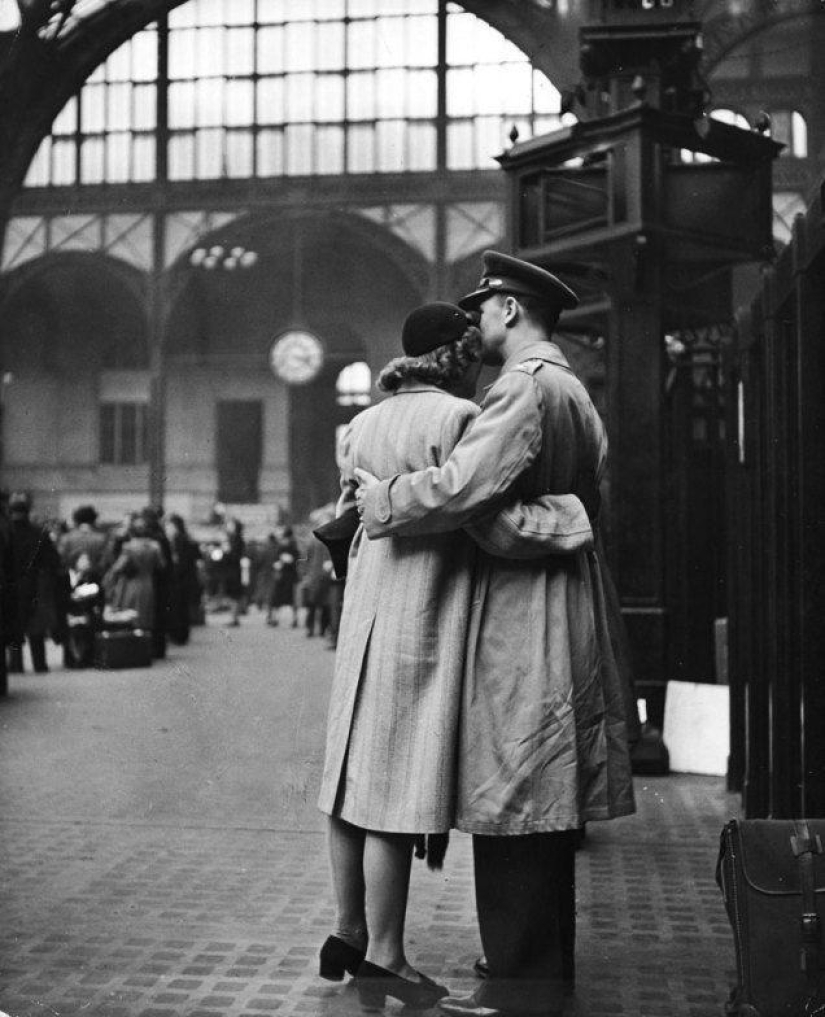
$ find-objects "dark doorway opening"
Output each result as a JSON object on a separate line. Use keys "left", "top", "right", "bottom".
{"left": 217, "top": 400, "right": 262, "bottom": 503}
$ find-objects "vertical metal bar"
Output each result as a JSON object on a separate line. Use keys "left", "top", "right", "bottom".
{"left": 148, "top": 13, "right": 169, "bottom": 509}
{"left": 432, "top": 0, "right": 448, "bottom": 299}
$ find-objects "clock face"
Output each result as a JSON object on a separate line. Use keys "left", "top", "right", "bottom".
{"left": 269, "top": 331, "right": 324, "bottom": 385}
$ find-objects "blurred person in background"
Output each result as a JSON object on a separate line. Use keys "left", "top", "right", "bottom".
{"left": 104, "top": 513, "right": 164, "bottom": 639}
{"left": 268, "top": 524, "right": 300, "bottom": 627}
{"left": 6, "top": 492, "right": 63, "bottom": 674}
{"left": 141, "top": 507, "right": 172, "bottom": 659}
{"left": 165, "top": 514, "right": 201, "bottom": 646}
{"left": 223, "top": 517, "right": 246, "bottom": 627}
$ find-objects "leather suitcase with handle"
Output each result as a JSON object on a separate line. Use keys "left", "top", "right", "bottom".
{"left": 717, "top": 819, "right": 825, "bottom": 1016}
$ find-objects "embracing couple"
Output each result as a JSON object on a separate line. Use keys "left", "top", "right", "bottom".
{"left": 315, "top": 251, "right": 638, "bottom": 1017}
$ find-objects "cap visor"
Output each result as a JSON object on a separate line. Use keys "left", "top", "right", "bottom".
{"left": 457, "top": 287, "right": 491, "bottom": 311}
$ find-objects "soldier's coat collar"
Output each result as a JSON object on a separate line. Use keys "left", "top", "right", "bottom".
{"left": 503, "top": 340, "right": 571, "bottom": 374}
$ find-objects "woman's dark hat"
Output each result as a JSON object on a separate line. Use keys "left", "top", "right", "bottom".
{"left": 402, "top": 302, "right": 472, "bottom": 357}
{"left": 458, "top": 250, "right": 579, "bottom": 312}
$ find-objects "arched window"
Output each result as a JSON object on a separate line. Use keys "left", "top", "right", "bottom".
{"left": 25, "top": 1, "right": 567, "bottom": 187}
{"left": 336, "top": 361, "right": 372, "bottom": 407}
{"left": 769, "top": 110, "right": 808, "bottom": 158}
{"left": 709, "top": 108, "right": 750, "bottom": 130}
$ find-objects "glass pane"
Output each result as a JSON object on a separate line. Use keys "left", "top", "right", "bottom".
{"left": 196, "top": 78, "right": 224, "bottom": 128}
{"left": 348, "top": 19, "right": 375, "bottom": 70}
{"left": 407, "top": 69, "right": 436, "bottom": 118}
{"left": 285, "top": 21, "right": 315, "bottom": 72}
{"left": 169, "top": 81, "right": 196, "bottom": 129}
{"left": 168, "top": 132, "right": 195, "bottom": 180}
{"left": 132, "top": 30, "right": 157, "bottom": 81}
{"left": 107, "top": 83, "right": 132, "bottom": 131}
{"left": 376, "top": 69, "right": 405, "bottom": 119}
{"left": 24, "top": 138, "right": 51, "bottom": 187}
{"left": 100, "top": 405, "right": 115, "bottom": 464}
{"left": 169, "top": 28, "right": 196, "bottom": 79}
{"left": 286, "top": 123, "right": 313, "bottom": 174}
{"left": 257, "top": 77, "right": 285, "bottom": 125}
{"left": 375, "top": 16, "right": 404, "bottom": 68}
{"left": 313, "top": 0, "right": 345, "bottom": 18}
{"left": 53, "top": 97, "right": 77, "bottom": 135}
{"left": 347, "top": 123, "right": 374, "bottom": 172}
{"left": 533, "top": 70, "right": 560, "bottom": 115}
{"left": 199, "top": 0, "right": 225, "bottom": 28}
{"left": 197, "top": 27, "right": 225, "bottom": 77}
{"left": 120, "top": 404, "right": 137, "bottom": 464}
{"left": 316, "top": 21, "right": 345, "bottom": 70}
{"left": 197, "top": 128, "right": 224, "bottom": 178}
{"left": 226, "top": 26, "right": 255, "bottom": 75}
{"left": 52, "top": 139, "right": 77, "bottom": 185}
{"left": 257, "top": 25, "right": 284, "bottom": 73}
{"left": 315, "top": 74, "right": 345, "bottom": 122}
{"left": 407, "top": 121, "right": 436, "bottom": 170}
{"left": 500, "top": 63, "right": 533, "bottom": 114}
{"left": 315, "top": 125, "right": 344, "bottom": 174}
{"left": 225, "top": 79, "right": 254, "bottom": 126}
{"left": 106, "top": 42, "right": 132, "bottom": 82}
{"left": 132, "top": 135, "right": 155, "bottom": 181}
{"left": 257, "top": 0, "right": 287, "bottom": 24}
{"left": 256, "top": 127, "right": 284, "bottom": 175}
{"left": 405, "top": 15, "right": 437, "bottom": 66}
{"left": 106, "top": 132, "right": 131, "bottom": 183}
{"left": 347, "top": 71, "right": 375, "bottom": 121}
{"left": 446, "top": 67, "right": 473, "bottom": 117}
{"left": 132, "top": 84, "right": 156, "bottom": 130}
{"left": 80, "top": 137, "right": 105, "bottom": 183}
{"left": 475, "top": 116, "right": 505, "bottom": 167}
{"left": 81, "top": 84, "right": 106, "bottom": 133}
{"left": 169, "top": 2, "right": 197, "bottom": 28}
{"left": 287, "top": 73, "right": 314, "bottom": 123}
{"left": 225, "top": 130, "right": 253, "bottom": 177}
{"left": 377, "top": 119, "right": 405, "bottom": 172}
{"left": 225, "top": 0, "right": 254, "bottom": 24}
{"left": 446, "top": 10, "right": 475, "bottom": 66}
{"left": 475, "top": 65, "right": 503, "bottom": 116}
{"left": 447, "top": 120, "right": 473, "bottom": 171}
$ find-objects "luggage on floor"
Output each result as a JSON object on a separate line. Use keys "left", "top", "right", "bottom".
{"left": 93, "top": 629, "right": 153, "bottom": 669}
{"left": 717, "top": 818, "right": 825, "bottom": 1016}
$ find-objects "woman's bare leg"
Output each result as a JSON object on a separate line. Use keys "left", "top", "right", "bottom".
{"left": 327, "top": 816, "right": 368, "bottom": 949}
{"left": 363, "top": 831, "right": 418, "bottom": 977}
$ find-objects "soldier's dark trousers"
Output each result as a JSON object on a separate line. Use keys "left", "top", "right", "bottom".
{"left": 472, "top": 830, "right": 576, "bottom": 1015}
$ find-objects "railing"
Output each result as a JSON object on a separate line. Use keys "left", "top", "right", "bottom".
{"left": 724, "top": 176, "right": 825, "bottom": 818}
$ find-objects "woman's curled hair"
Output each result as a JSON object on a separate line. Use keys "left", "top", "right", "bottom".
{"left": 378, "top": 326, "right": 482, "bottom": 393}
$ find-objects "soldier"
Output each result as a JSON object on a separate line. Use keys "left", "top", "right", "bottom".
{"left": 357, "top": 252, "right": 638, "bottom": 1017}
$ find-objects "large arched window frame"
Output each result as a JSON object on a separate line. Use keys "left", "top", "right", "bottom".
{"left": 25, "top": 0, "right": 567, "bottom": 188}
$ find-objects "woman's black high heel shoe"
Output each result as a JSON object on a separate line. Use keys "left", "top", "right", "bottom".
{"left": 319, "top": 935, "right": 366, "bottom": 981}
{"left": 354, "top": 959, "right": 448, "bottom": 1011}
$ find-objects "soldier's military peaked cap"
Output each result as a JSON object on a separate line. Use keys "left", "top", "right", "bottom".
{"left": 458, "top": 250, "right": 579, "bottom": 313}
{"left": 402, "top": 301, "right": 473, "bottom": 357}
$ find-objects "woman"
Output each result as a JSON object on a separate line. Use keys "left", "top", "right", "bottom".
{"left": 165, "top": 514, "right": 201, "bottom": 645}
{"left": 104, "top": 513, "right": 163, "bottom": 633}
{"left": 267, "top": 525, "right": 300, "bottom": 627}
{"left": 316, "top": 303, "right": 592, "bottom": 1009}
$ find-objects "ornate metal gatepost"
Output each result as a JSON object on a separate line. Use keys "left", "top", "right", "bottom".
{"left": 498, "top": 0, "right": 780, "bottom": 692}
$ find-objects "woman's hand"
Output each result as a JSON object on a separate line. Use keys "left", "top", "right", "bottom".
{"left": 353, "top": 467, "right": 379, "bottom": 518}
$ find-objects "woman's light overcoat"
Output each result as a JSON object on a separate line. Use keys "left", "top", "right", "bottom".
{"left": 317, "top": 383, "right": 479, "bottom": 833}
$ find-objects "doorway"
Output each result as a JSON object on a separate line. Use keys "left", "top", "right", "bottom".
{"left": 216, "top": 400, "right": 262, "bottom": 503}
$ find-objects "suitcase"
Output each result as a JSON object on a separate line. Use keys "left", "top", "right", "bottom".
{"left": 717, "top": 819, "right": 825, "bottom": 1017}
{"left": 93, "top": 629, "right": 153, "bottom": 669}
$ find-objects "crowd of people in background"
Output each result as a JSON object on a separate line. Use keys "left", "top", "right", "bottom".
{"left": 0, "top": 489, "right": 341, "bottom": 680}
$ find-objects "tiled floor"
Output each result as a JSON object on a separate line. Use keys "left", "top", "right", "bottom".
{"left": 0, "top": 614, "right": 740, "bottom": 1016}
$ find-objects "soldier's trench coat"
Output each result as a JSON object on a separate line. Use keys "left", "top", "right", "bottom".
{"left": 361, "top": 343, "right": 637, "bottom": 835}
{"left": 317, "top": 380, "right": 594, "bottom": 834}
